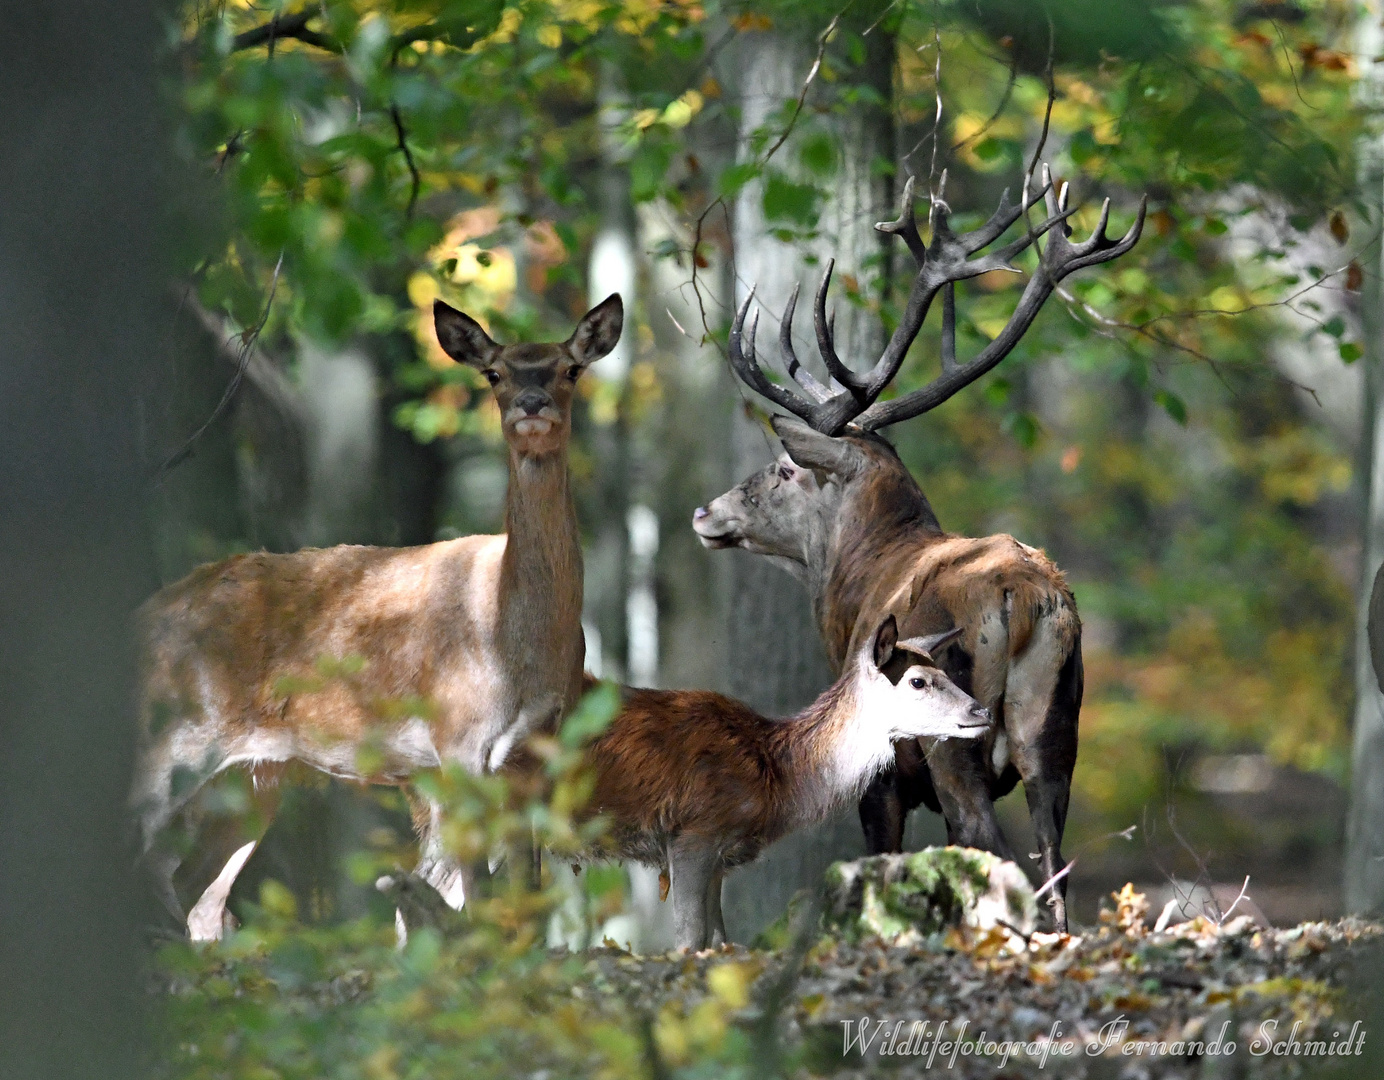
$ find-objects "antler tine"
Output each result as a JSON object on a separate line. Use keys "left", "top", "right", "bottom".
{"left": 813, "top": 260, "right": 868, "bottom": 394}
{"left": 961, "top": 176, "right": 1052, "bottom": 255}
{"left": 874, "top": 175, "right": 926, "bottom": 266}
{"left": 779, "top": 283, "right": 834, "bottom": 404}
{"left": 727, "top": 283, "right": 878, "bottom": 436}
{"left": 727, "top": 288, "right": 823, "bottom": 426}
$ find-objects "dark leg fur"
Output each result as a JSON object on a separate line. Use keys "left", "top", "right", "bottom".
{"left": 1018, "top": 641, "right": 1082, "bottom": 933}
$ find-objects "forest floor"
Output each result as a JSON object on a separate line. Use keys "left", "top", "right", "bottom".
{"left": 585, "top": 912, "right": 1384, "bottom": 1078}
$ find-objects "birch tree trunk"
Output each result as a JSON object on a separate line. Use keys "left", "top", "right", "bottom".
{"left": 719, "top": 10, "right": 896, "bottom": 942}
{"left": 1344, "top": 2, "right": 1384, "bottom": 915}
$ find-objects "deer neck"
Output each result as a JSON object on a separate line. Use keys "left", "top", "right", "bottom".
{"left": 498, "top": 445, "right": 583, "bottom": 645}
{"left": 816, "top": 471, "right": 944, "bottom": 670}
{"left": 775, "top": 671, "right": 897, "bottom": 829}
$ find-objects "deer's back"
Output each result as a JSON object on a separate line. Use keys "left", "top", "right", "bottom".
{"left": 584, "top": 688, "right": 795, "bottom": 867}
{"left": 834, "top": 532, "right": 1078, "bottom": 700}
{"left": 139, "top": 537, "right": 506, "bottom": 755}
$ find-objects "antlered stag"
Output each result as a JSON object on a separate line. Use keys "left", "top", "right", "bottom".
{"left": 132, "top": 296, "right": 622, "bottom": 938}
{"left": 583, "top": 617, "right": 989, "bottom": 950}
{"left": 694, "top": 169, "right": 1143, "bottom": 931}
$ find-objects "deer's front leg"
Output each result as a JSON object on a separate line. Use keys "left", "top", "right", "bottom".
{"left": 925, "top": 737, "right": 1016, "bottom": 861}
{"left": 668, "top": 836, "right": 717, "bottom": 951}
{"left": 406, "top": 786, "right": 470, "bottom": 909}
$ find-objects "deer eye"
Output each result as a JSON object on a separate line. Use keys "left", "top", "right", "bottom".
{"left": 482, "top": 370, "right": 500, "bottom": 386}
{"left": 777, "top": 465, "right": 793, "bottom": 481}
{"left": 565, "top": 365, "right": 581, "bottom": 382}
{"left": 910, "top": 676, "right": 927, "bottom": 690}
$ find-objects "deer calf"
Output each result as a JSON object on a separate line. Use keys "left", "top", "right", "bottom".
{"left": 132, "top": 295, "right": 622, "bottom": 938}
{"left": 576, "top": 616, "right": 990, "bottom": 950}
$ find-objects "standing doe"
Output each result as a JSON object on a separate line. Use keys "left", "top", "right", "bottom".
{"left": 694, "top": 168, "right": 1142, "bottom": 931}
{"left": 580, "top": 616, "right": 990, "bottom": 950}
{"left": 132, "top": 295, "right": 622, "bottom": 938}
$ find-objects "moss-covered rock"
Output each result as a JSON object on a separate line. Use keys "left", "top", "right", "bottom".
{"left": 823, "top": 847, "right": 1038, "bottom": 946}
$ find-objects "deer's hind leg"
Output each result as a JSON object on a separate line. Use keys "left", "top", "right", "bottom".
{"left": 179, "top": 763, "right": 284, "bottom": 940}
{"left": 405, "top": 785, "right": 474, "bottom": 909}
{"left": 705, "top": 867, "right": 726, "bottom": 947}
{"left": 1004, "top": 622, "right": 1082, "bottom": 934}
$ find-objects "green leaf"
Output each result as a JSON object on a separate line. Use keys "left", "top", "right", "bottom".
{"left": 1321, "top": 315, "right": 1346, "bottom": 339}
{"left": 1154, "top": 389, "right": 1188, "bottom": 425}
{"left": 762, "top": 172, "right": 819, "bottom": 227}
{"left": 798, "top": 132, "right": 836, "bottom": 177}
{"left": 1339, "top": 342, "right": 1363, "bottom": 364}
{"left": 716, "top": 161, "right": 760, "bottom": 200}
{"left": 559, "top": 681, "right": 621, "bottom": 750}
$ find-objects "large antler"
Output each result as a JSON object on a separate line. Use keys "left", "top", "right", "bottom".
{"left": 726, "top": 167, "right": 1144, "bottom": 435}
{"left": 857, "top": 165, "right": 1146, "bottom": 430}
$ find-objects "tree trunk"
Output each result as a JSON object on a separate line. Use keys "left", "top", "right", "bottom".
{"left": 0, "top": 3, "right": 164, "bottom": 1077}
{"left": 1344, "top": 10, "right": 1384, "bottom": 916}
{"left": 719, "top": 11, "right": 896, "bottom": 942}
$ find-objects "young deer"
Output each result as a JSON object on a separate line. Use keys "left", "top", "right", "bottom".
{"left": 693, "top": 169, "right": 1142, "bottom": 932}
{"left": 132, "top": 295, "right": 622, "bottom": 939}
{"left": 580, "top": 616, "right": 990, "bottom": 950}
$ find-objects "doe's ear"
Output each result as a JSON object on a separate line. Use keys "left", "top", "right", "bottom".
{"left": 871, "top": 614, "right": 900, "bottom": 672}
{"left": 568, "top": 293, "right": 624, "bottom": 366}
{"left": 897, "top": 626, "right": 964, "bottom": 664}
{"left": 434, "top": 300, "right": 499, "bottom": 369}
{"left": 772, "top": 414, "right": 864, "bottom": 478}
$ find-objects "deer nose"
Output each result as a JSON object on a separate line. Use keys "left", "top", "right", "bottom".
{"left": 513, "top": 389, "right": 548, "bottom": 416}
{"left": 970, "top": 704, "right": 992, "bottom": 723}
{"left": 693, "top": 506, "right": 709, "bottom": 521}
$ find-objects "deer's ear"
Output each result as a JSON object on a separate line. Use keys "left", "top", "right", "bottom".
{"left": 772, "top": 415, "right": 864, "bottom": 478}
{"left": 872, "top": 615, "right": 900, "bottom": 672}
{"left": 568, "top": 294, "right": 624, "bottom": 366}
{"left": 434, "top": 301, "right": 499, "bottom": 369}
{"left": 897, "top": 626, "right": 963, "bottom": 664}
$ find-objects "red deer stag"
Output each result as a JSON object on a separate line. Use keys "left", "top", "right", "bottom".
{"left": 132, "top": 295, "right": 623, "bottom": 939}
{"left": 694, "top": 168, "right": 1143, "bottom": 931}
{"left": 582, "top": 617, "right": 989, "bottom": 950}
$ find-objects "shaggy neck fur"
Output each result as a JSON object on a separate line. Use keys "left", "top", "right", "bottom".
{"left": 773, "top": 662, "right": 901, "bottom": 830}
{"left": 817, "top": 446, "right": 944, "bottom": 666}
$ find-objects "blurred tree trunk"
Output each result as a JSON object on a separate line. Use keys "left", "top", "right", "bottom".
{"left": 0, "top": 3, "right": 165, "bottom": 1077}
{"left": 1345, "top": 8, "right": 1384, "bottom": 915}
{"left": 719, "top": 9, "right": 895, "bottom": 942}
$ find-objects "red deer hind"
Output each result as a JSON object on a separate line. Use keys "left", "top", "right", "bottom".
{"left": 693, "top": 167, "right": 1143, "bottom": 932}
{"left": 582, "top": 616, "right": 989, "bottom": 950}
{"left": 132, "top": 295, "right": 622, "bottom": 939}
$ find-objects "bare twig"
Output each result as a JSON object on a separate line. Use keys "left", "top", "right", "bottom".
{"left": 389, "top": 104, "right": 421, "bottom": 219}
{"left": 1033, "top": 859, "right": 1076, "bottom": 901}
{"left": 154, "top": 253, "right": 285, "bottom": 479}
{"left": 230, "top": 9, "right": 336, "bottom": 53}
{"left": 950, "top": 52, "right": 1018, "bottom": 153}
{"left": 760, "top": 16, "right": 839, "bottom": 165}
{"left": 1270, "top": 20, "right": 1317, "bottom": 111}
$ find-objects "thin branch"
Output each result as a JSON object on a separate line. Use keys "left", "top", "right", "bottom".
{"left": 1270, "top": 19, "right": 1317, "bottom": 111}
{"left": 1023, "top": 15, "right": 1057, "bottom": 211}
{"left": 950, "top": 52, "right": 1018, "bottom": 153}
{"left": 231, "top": 10, "right": 336, "bottom": 53}
{"left": 389, "top": 104, "right": 421, "bottom": 219}
{"left": 927, "top": 12, "right": 943, "bottom": 195}
{"left": 760, "top": 15, "right": 839, "bottom": 165}
{"left": 154, "top": 254, "right": 285, "bottom": 479}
